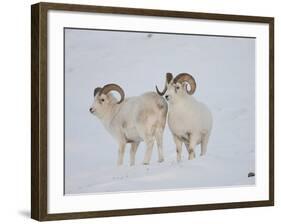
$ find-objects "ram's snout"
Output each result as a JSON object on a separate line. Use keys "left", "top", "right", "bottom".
{"left": 89, "top": 107, "right": 95, "bottom": 113}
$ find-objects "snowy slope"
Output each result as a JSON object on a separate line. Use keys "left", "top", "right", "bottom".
{"left": 64, "top": 29, "right": 255, "bottom": 194}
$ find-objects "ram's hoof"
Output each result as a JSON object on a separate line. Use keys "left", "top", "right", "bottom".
{"left": 158, "top": 158, "right": 164, "bottom": 163}
{"left": 143, "top": 162, "right": 150, "bottom": 165}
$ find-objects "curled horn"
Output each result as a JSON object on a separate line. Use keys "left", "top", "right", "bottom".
{"left": 99, "top": 83, "right": 125, "bottom": 104}
{"left": 173, "top": 73, "right": 196, "bottom": 95}
{"left": 94, "top": 87, "right": 102, "bottom": 97}
{"left": 156, "top": 73, "right": 173, "bottom": 96}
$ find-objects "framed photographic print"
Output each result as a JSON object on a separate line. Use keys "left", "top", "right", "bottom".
{"left": 31, "top": 2, "right": 274, "bottom": 221}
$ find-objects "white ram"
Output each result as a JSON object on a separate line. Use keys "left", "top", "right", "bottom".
{"left": 90, "top": 83, "right": 168, "bottom": 166}
{"left": 156, "top": 73, "right": 212, "bottom": 161}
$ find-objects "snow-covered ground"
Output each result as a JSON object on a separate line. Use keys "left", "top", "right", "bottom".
{"left": 64, "top": 29, "right": 255, "bottom": 194}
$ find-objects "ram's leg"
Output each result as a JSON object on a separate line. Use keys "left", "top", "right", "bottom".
{"left": 117, "top": 142, "right": 126, "bottom": 166}
{"left": 155, "top": 130, "right": 164, "bottom": 163}
{"left": 143, "top": 137, "right": 154, "bottom": 165}
{"left": 173, "top": 135, "right": 183, "bottom": 162}
{"left": 130, "top": 142, "right": 140, "bottom": 166}
{"left": 188, "top": 134, "right": 199, "bottom": 160}
{"left": 201, "top": 133, "right": 210, "bottom": 156}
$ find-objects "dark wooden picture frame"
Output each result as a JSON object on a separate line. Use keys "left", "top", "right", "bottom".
{"left": 31, "top": 2, "right": 274, "bottom": 221}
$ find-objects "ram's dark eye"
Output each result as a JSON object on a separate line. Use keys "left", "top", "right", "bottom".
{"left": 100, "top": 99, "right": 105, "bottom": 102}
{"left": 176, "top": 86, "right": 180, "bottom": 90}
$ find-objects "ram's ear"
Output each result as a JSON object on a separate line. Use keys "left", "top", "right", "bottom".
{"left": 183, "top": 82, "right": 192, "bottom": 93}
{"left": 94, "top": 87, "right": 102, "bottom": 97}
